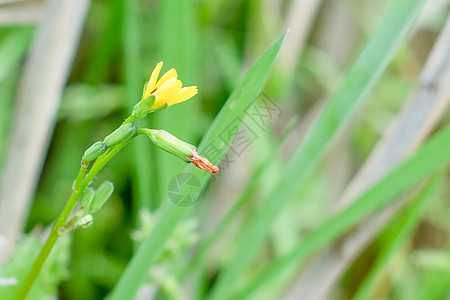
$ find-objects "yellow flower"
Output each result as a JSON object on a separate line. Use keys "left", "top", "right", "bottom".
{"left": 143, "top": 61, "right": 198, "bottom": 109}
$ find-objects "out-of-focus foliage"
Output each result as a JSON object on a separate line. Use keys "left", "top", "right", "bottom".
{"left": 0, "top": 234, "right": 71, "bottom": 299}
{"left": 0, "top": 0, "right": 449, "bottom": 299}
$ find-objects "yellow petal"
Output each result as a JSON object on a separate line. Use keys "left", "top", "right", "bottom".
{"left": 152, "top": 78, "right": 181, "bottom": 107}
{"left": 144, "top": 61, "right": 163, "bottom": 98}
{"left": 154, "top": 68, "right": 178, "bottom": 90}
{"left": 165, "top": 79, "right": 183, "bottom": 106}
{"left": 171, "top": 86, "right": 198, "bottom": 106}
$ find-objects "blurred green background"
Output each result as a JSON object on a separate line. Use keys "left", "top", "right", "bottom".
{"left": 0, "top": 0, "right": 449, "bottom": 299}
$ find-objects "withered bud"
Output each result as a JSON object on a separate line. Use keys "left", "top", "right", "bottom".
{"left": 189, "top": 149, "right": 219, "bottom": 173}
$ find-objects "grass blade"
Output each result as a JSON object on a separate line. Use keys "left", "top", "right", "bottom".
{"left": 178, "top": 116, "right": 297, "bottom": 281}
{"left": 0, "top": 0, "right": 91, "bottom": 263}
{"left": 206, "top": 1, "right": 428, "bottom": 299}
{"left": 351, "top": 170, "right": 445, "bottom": 300}
{"left": 236, "top": 124, "right": 450, "bottom": 298}
{"left": 0, "top": 28, "right": 33, "bottom": 168}
{"left": 122, "top": 0, "right": 157, "bottom": 211}
{"left": 151, "top": 0, "right": 201, "bottom": 201}
{"left": 108, "top": 34, "right": 286, "bottom": 300}
{"left": 285, "top": 15, "right": 450, "bottom": 299}
{"left": 0, "top": 28, "right": 33, "bottom": 83}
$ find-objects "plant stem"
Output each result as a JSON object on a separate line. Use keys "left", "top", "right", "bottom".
{"left": 14, "top": 165, "right": 86, "bottom": 300}
{"left": 122, "top": 115, "right": 135, "bottom": 125}
{"left": 14, "top": 138, "right": 132, "bottom": 300}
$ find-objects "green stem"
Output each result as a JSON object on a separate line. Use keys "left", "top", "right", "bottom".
{"left": 122, "top": 115, "right": 136, "bottom": 125}
{"left": 14, "top": 138, "right": 133, "bottom": 300}
{"left": 14, "top": 165, "right": 86, "bottom": 300}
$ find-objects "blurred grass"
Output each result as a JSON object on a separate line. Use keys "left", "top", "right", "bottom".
{"left": 1, "top": 0, "right": 449, "bottom": 299}
{"left": 351, "top": 169, "right": 446, "bottom": 300}
{"left": 207, "top": 1, "right": 428, "bottom": 299}
{"left": 122, "top": 0, "right": 155, "bottom": 212}
{"left": 236, "top": 124, "right": 450, "bottom": 298}
{"left": 0, "top": 27, "right": 33, "bottom": 168}
{"left": 0, "top": 234, "right": 71, "bottom": 299}
{"left": 151, "top": 0, "right": 201, "bottom": 203}
{"left": 109, "top": 33, "right": 285, "bottom": 300}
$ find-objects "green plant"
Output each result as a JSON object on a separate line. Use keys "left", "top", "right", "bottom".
{"left": 2, "top": 0, "right": 449, "bottom": 299}
{"left": 13, "top": 62, "right": 218, "bottom": 300}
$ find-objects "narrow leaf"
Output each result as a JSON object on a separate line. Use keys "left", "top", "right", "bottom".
{"left": 237, "top": 124, "right": 450, "bottom": 298}
{"left": 207, "top": 0, "right": 428, "bottom": 299}
{"left": 109, "top": 34, "right": 286, "bottom": 300}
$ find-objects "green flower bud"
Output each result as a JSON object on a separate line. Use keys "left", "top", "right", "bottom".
{"left": 141, "top": 129, "right": 196, "bottom": 163}
{"left": 58, "top": 214, "right": 94, "bottom": 234}
{"left": 142, "top": 80, "right": 150, "bottom": 98}
{"left": 131, "top": 95, "right": 167, "bottom": 119}
{"left": 103, "top": 123, "right": 137, "bottom": 148}
{"left": 90, "top": 181, "right": 114, "bottom": 212}
{"left": 82, "top": 141, "right": 107, "bottom": 162}
{"left": 74, "top": 214, "right": 93, "bottom": 229}
{"left": 80, "top": 187, "right": 95, "bottom": 209}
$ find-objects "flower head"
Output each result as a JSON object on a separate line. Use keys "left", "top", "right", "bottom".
{"left": 132, "top": 62, "right": 198, "bottom": 118}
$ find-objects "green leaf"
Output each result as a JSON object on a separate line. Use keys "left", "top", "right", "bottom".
{"left": 0, "top": 28, "right": 33, "bottom": 83}
{"left": 151, "top": 0, "right": 202, "bottom": 206}
{"left": 109, "top": 33, "right": 285, "bottom": 300}
{"left": 122, "top": 0, "right": 155, "bottom": 211}
{"left": 351, "top": 170, "right": 445, "bottom": 300}
{"left": 236, "top": 124, "right": 450, "bottom": 299}
{"left": 206, "top": 0, "right": 428, "bottom": 299}
{"left": 0, "top": 234, "right": 71, "bottom": 300}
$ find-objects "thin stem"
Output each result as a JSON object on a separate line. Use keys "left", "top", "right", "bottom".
{"left": 14, "top": 165, "right": 87, "bottom": 300}
{"left": 14, "top": 138, "right": 133, "bottom": 300}
{"left": 122, "top": 115, "right": 136, "bottom": 125}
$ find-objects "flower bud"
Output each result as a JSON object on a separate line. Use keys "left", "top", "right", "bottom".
{"left": 132, "top": 95, "right": 156, "bottom": 119}
{"left": 82, "top": 141, "right": 107, "bottom": 162}
{"left": 140, "top": 128, "right": 219, "bottom": 173}
{"left": 74, "top": 214, "right": 94, "bottom": 229}
{"left": 103, "top": 123, "right": 137, "bottom": 148}
{"left": 90, "top": 181, "right": 114, "bottom": 212}
{"left": 142, "top": 129, "right": 196, "bottom": 163}
{"left": 131, "top": 95, "right": 168, "bottom": 119}
{"left": 58, "top": 214, "right": 94, "bottom": 234}
{"left": 80, "top": 187, "right": 95, "bottom": 210}
{"left": 190, "top": 153, "right": 219, "bottom": 173}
